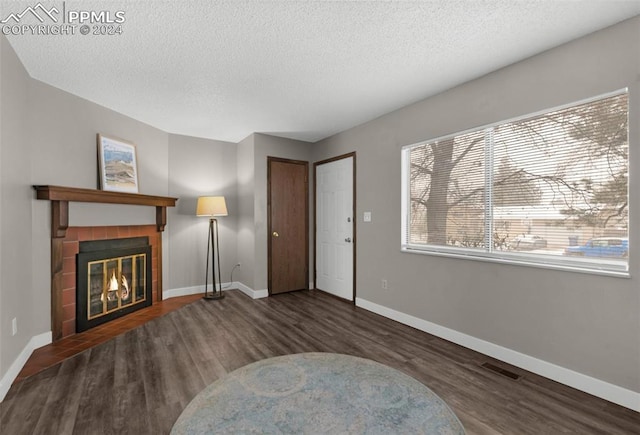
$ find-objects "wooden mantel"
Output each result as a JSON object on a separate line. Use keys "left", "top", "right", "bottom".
{"left": 34, "top": 185, "right": 178, "bottom": 341}
{"left": 34, "top": 185, "right": 178, "bottom": 236}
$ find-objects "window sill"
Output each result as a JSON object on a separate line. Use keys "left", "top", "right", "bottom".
{"left": 401, "top": 246, "right": 630, "bottom": 279}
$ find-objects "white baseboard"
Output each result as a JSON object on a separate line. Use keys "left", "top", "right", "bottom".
{"left": 0, "top": 331, "right": 52, "bottom": 402}
{"left": 164, "top": 282, "right": 268, "bottom": 300}
{"left": 234, "top": 282, "right": 269, "bottom": 299}
{"left": 163, "top": 285, "right": 203, "bottom": 299}
{"left": 163, "top": 282, "right": 233, "bottom": 299}
{"left": 356, "top": 297, "right": 640, "bottom": 412}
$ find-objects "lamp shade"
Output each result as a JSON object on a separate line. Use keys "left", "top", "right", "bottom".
{"left": 196, "top": 196, "right": 228, "bottom": 217}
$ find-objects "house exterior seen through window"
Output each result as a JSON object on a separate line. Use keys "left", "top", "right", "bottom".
{"left": 401, "top": 90, "right": 629, "bottom": 275}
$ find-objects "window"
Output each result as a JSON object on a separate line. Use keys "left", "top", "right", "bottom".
{"left": 401, "top": 91, "right": 629, "bottom": 275}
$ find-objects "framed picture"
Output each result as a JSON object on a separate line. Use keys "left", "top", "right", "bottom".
{"left": 97, "top": 134, "right": 139, "bottom": 193}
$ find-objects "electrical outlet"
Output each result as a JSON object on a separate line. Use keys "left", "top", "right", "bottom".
{"left": 11, "top": 318, "right": 17, "bottom": 336}
{"left": 381, "top": 279, "right": 388, "bottom": 290}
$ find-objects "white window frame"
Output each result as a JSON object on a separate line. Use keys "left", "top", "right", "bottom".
{"left": 401, "top": 89, "right": 630, "bottom": 278}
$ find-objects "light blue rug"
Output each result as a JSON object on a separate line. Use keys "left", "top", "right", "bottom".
{"left": 172, "top": 352, "right": 465, "bottom": 434}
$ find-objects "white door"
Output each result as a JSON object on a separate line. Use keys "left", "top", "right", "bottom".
{"left": 315, "top": 156, "right": 354, "bottom": 300}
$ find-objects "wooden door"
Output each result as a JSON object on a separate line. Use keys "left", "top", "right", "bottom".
{"left": 268, "top": 157, "right": 309, "bottom": 295}
{"left": 315, "top": 154, "right": 355, "bottom": 300}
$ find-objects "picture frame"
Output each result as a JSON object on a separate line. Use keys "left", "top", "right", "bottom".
{"left": 97, "top": 134, "right": 139, "bottom": 193}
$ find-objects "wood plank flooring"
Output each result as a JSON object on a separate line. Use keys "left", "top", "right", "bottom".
{"left": 1, "top": 290, "right": 638, "bottom": 434}
{"left": 12, "top": 294, "right": 202, "bottom": 383}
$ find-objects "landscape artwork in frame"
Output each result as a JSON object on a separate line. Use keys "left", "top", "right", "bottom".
{"left": 97, "top": 134, "right": 139, "bottom": 193}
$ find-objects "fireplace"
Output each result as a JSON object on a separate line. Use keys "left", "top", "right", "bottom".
{"left": 34, "top": 185, "right": 177, "bottom": 341}
{"left": 76, "top": 237, "right": 152, "bottom": 332}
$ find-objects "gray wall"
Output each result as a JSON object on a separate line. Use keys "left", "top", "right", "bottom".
{"left": 312, "top": 17, "right": 640, "bottom": 392}
{"left": 236, "top": 134, "right": 256, "bottom": 288}
{"left": 0, "top": 35, "right": 33, "bottom": 378}
{"left": 167, "top": 134, "right": 238, "bottom": 290}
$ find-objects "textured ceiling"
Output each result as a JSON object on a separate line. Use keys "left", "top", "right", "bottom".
{"left": 3, "top": 1, "right": 640, "bottom": 143}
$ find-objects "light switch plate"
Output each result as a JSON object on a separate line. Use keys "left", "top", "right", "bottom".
{"left": 363, "top": 212, "right": 372, "bottom": 222}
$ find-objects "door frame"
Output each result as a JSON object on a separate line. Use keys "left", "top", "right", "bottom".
{"left": 313, "top": 152, "right": 356, "bottom": 303}
{"left": 267, "top": 156, "right": 310, "bottom": 296}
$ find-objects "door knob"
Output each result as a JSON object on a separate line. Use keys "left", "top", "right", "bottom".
{"left": 272, "top": 231, "right": 279, "bottom": 237}
{"left": 345, "top": 237, "right": 351, "bottom": 243}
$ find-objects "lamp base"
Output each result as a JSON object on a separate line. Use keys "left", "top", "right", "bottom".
{"left": 203, "top": 292, "right": 225, "bottom": 301}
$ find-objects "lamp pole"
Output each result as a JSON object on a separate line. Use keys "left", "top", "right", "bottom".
{"left": 204, "top": 217, "right": 224, "bottom": 300}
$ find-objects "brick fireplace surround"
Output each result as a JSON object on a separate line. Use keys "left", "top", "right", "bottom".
{"left": 60, "top": 225, "right": 160, "bottom": 339}
{"left": 34, "top": 185, "right": 177, "bottom": 342}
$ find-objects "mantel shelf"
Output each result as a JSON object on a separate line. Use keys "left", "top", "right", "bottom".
{"left": 34, "top": 185, "right": 177, "bottom": 208}
{"left": 34, "top": 185, "right": 178, "bottom": 237}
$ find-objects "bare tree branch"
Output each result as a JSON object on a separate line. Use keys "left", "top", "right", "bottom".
{"left": 451, "top": 137, "right": 483, "bottom": 168}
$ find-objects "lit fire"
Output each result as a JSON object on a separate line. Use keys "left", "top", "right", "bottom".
{"left": 108, "top": 270, "right": 119, "bottom": 291}
{"left": 121, "top": 274, "right": 130, "bottom": 300}
{"left": 101, "top": 270, "right": 131, "bottom": 302}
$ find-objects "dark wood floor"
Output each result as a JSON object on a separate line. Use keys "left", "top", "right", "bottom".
{"left": 1, "top": 290, "right": 638, "bottom": 434}
{"left": 13, "top": 294, "right": 202, "bottom": 383}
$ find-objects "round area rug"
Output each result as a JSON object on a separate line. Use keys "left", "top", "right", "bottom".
{"left": 172, "top": 353, "right": 465, "bottom": 434}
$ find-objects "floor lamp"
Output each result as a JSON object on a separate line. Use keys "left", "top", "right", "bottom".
{"left": 196, "top": 196, "right": 228, "bottom": 300}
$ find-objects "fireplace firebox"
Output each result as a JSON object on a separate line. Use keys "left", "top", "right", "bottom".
{"left": 76, "top": 237, "right": 152, "bottom": 332}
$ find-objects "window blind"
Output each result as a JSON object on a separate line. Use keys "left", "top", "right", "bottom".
{"left": 402, "top": 90, "right": 629, "bottom": 275}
